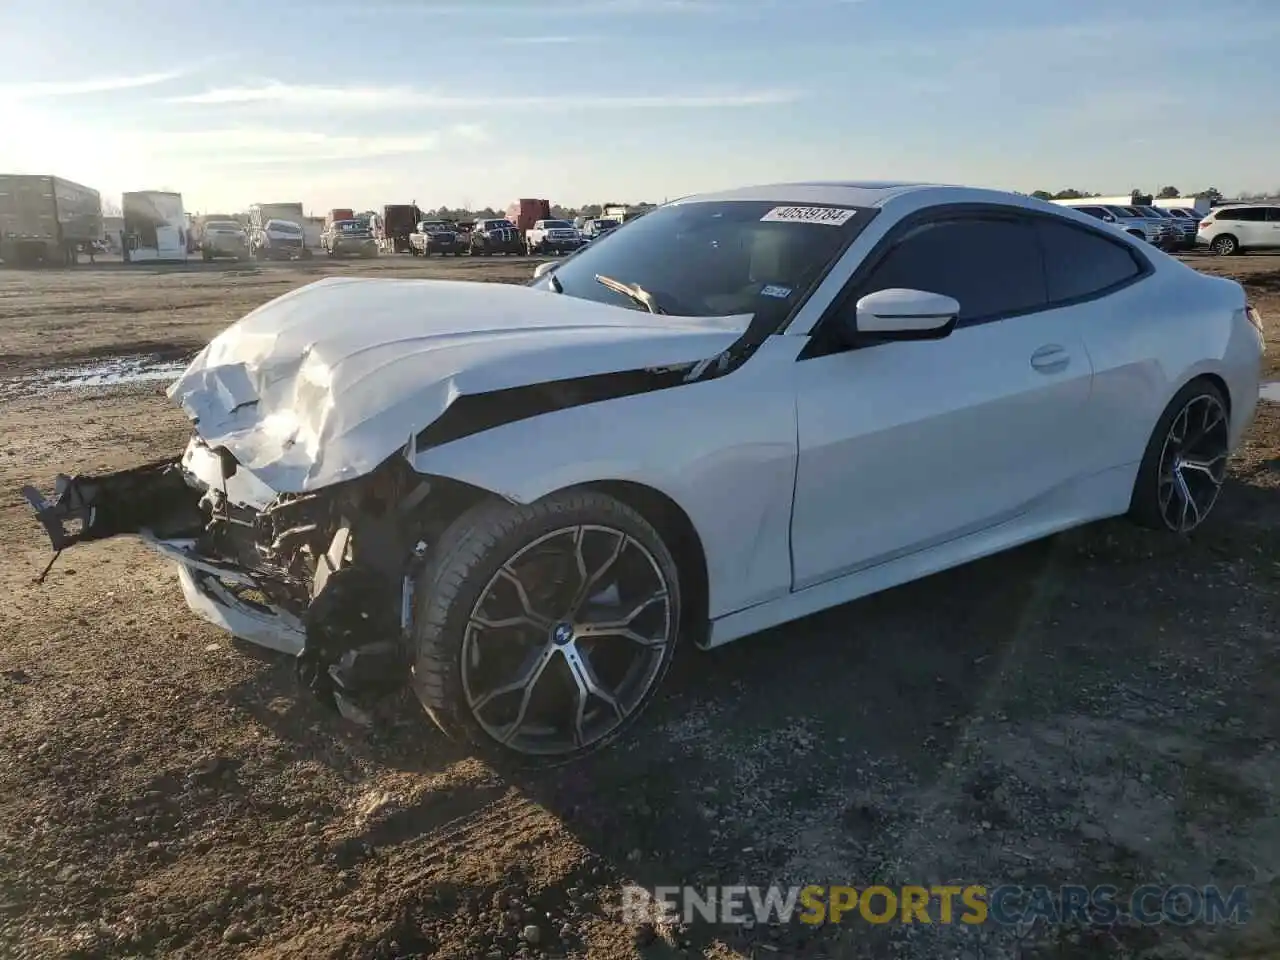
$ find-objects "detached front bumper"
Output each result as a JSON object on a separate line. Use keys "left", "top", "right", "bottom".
{"left": 22, "top": 446, "right": 305, "bottom": 653}
{"left": 23, "top": 437, "right": 414, "bottom": 722}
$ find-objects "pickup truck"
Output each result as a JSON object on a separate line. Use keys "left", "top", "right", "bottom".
{"left": 200, "top": 219, "right": 249, "bottom": 261}
{"left": 468, "top": 218, "right": 525, "bottom": 256}
{"left": 580, "top": 217, "right": 620, "bottom": 241}
{"left": 251, "top": 218, "right": 308, "bottom": 260}
{"left": 409, "top": 220, "right": 464, "bottom": 256}
{"left": 322, "top": 218, "right": 377, "bottom": 258}
{"left": 526, "top": 218, "right": 583, "bottom": 254}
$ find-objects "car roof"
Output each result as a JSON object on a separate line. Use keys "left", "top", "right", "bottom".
{"left": 674, "top": 181, "right": 939, "bottom": 208}
{"left": 671, "top": 181, "right": 1125, "bottom": 214}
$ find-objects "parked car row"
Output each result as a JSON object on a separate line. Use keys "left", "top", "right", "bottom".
{"left": 198, "top": 216, "right": 315, "bottom": 262}
{"left": 196, "top": 201, "right": 638, "bottom": 264}
{"left": 1050, "top": 197, "right": 1280, "bottom": 257}
{"left": 1053, "top": 201, "right": 1193, "bottom": 250}
{"left": 398, "top": 215, "right": 624, "bottom": 257}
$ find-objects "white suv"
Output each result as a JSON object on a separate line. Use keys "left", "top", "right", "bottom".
{"left": 1197, "top": 204, "right": 1280, "bottom": 256}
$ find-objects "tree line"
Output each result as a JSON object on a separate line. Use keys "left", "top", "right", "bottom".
{"left": 1027, "top": 186, "right": 1223, "bottom": 202}
{"left": 423, "top": 201, "right": 659, "bottom": 222}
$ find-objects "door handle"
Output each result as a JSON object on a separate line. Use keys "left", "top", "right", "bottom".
{"left": 1030, "top": 344, "right": 1069, "bottom": 374}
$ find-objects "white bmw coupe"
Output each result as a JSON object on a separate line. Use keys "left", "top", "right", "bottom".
{"left": 26, "top": 182, "right": 1265, "bottom": 764}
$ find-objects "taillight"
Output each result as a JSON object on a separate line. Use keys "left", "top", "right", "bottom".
{"left": 1199, "top": 219, "right": 1212, "bottom": 229}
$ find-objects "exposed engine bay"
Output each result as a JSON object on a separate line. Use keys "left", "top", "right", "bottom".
{"left": 22, "top": 435, "right": 478, "bottom": 724}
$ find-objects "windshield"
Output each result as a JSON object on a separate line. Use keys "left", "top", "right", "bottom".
{"left": 485, "top": 220, "right": 515, "bottom": 230}
{"left": 596, "top": 219, "right": 619, "bottom": 229}
{"left": 1137, "top": 206, "right": 1167, "bottom": 217}
{"left": 531, "top": 200, "right": 874, "bottom": 317}
{"left": 206, "top": 221, "right": 242, "bottom": 232}
{"left": 544, "top": 220, "right": 572, "bottom": 229}
{"left": 266, "top": 220, "right": 301, "bottom": 233}
{"left": 337, "top": 220, "right": 366, "bottom": 231}
{"left": 421, "top": 222, "right": 451, "bottom": 232}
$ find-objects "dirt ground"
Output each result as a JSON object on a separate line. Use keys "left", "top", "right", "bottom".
{"left": 0, "top": 253, "right": 1278, "bottom": 960}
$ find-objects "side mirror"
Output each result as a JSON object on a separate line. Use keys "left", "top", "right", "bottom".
{"left": 533, "top": 260, "right": 558, "bottom": 280}
{"left": 852, "top": 288, "right": 959, "bottom": 339}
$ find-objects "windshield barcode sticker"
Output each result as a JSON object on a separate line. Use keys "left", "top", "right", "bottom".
{"left": 760, "top": 205, "right": 857, "bottom": 226}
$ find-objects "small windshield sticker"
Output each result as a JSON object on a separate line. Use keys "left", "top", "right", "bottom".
{"left": 760, "top": 284, "right": 792, "bottom": 299}
{"left": 760, "top": 205, "right": 857, "bottom": 226}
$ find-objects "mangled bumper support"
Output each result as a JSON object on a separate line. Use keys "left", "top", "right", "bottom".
{"left": 22, "top": 454, "right": 419, "bottom": 726}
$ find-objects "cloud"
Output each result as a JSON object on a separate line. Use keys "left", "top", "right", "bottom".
{"left": 0, "top": 70, "right": 186, "bottom": 99}
{"left": 349, "top": 0, "right": 851, "bottom": 16}
{"left": 497, "top": 34, "right": 596, "bottom": 44}
{"left": 356, "top": 0, "right": 728, "bottom": 14}
{"left": 167, "top": 82, "right": 800, "bottom": 110}
{"left": 141, "top": 124, "right": 488, "bottom": 164}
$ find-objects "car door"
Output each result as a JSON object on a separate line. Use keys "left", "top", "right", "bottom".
{"left": 789, "top": 213, "right": 1096, "bottom": 590}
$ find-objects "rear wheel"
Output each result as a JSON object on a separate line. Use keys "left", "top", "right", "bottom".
{"left": 411, "top": 489, "right": 681, "bottom": 766}
{"left": 1129, "top": 379, "right": 1230, "bottom": 534}
{"left": 1210, "top": 234, "right": 1239, "bottom": 256}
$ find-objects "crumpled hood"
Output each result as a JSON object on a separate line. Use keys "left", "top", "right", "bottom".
{"left": 168, "top": 276, "right": 750, "bottom": 493}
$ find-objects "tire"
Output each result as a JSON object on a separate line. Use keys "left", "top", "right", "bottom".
{"left": 1210, "top": 234, "right": 1239, "bottom": 256}
{"left": 411, "top": 488, "right": 681, "bottom": 767}
{"left": 1128, "top": 378, "right": 1231, "bottom": 535}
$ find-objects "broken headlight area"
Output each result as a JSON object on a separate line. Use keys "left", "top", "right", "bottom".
{"left": 22, "top": 436, "right": 448, "bottom": 726}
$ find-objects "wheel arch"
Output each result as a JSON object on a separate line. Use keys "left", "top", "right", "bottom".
{"left": 577, "top": 479, "right": 711, "bottom": 647}
{"left": 419, "top": 471, "right": 713, "bottom": 648}
{"left": 1189, "top": 371, "right": 1231, "bottom": 417}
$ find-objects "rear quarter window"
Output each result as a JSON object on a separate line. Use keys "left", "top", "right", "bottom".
{"left": 1036, "top": 219, "right": 1144, "bottom": 303}
{"left": 1215, "top": 208, "right": 1263, "bottom": 222}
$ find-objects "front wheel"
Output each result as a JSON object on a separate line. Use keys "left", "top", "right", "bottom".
{"left": 1129, "top": 379, "right": 1230, "bottom": 535}
{"left": 411, "top": 489, "right": 681, "bottom": 766}
{"left": 1210, "top": 234, "right": 1239, "bottom": 256}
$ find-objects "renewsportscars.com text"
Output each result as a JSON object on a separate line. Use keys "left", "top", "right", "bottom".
{"left": 622, "top": 884, "right": 1250, "bottom": 927}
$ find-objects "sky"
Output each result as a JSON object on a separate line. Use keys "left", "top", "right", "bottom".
{"left": 1, "top": 0, "right": 1278, "bottom": 214}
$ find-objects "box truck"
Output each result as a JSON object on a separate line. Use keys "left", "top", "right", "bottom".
{"left": 0, "top": 174, "right": 102, "bottom": 267}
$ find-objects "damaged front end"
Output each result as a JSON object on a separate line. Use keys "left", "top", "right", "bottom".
{"left": 23, "top": 436, "right": 456, "bottom": 725}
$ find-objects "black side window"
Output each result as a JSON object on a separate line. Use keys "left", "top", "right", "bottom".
{"left": 1078, "top": 207, "right": 1106, "bottom": 220}
{"left": 1222, "top": 208, "right": 1263, "bottom": 222}
{"left": 855, "top": 218, "right": 1045, "bottom": 324}
{"left": 1266, "top": 208, "right": 1280, "bottom": 222}
{"left": 1036, "top": 219, "right": 1144, "bottom": 303}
